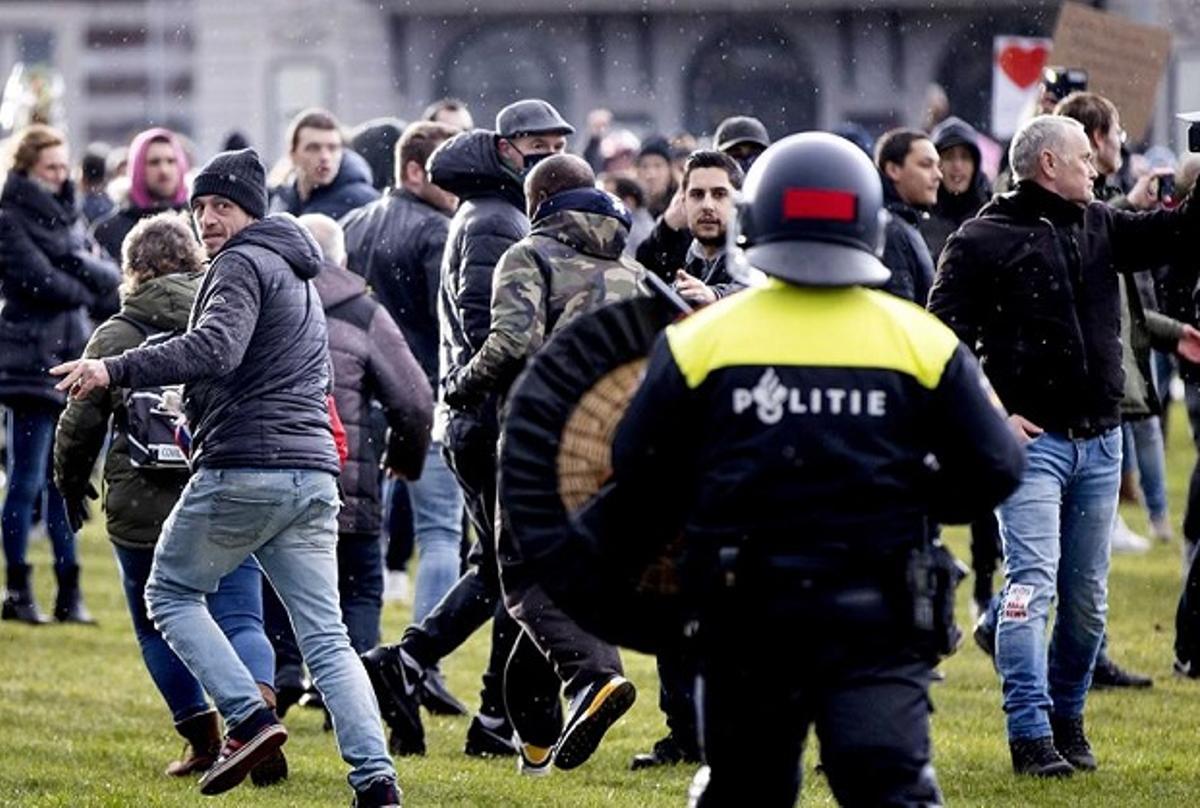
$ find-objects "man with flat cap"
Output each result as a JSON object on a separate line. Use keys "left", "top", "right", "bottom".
{"left": 362, "top": 100, "right": 584, "bottom": 762}
{"left": 52, "top": 148, "right": 403, "bottom": 807}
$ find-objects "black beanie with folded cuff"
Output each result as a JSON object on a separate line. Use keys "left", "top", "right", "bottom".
{"left": 190, "top": 148, "right": 268, "bottom": 219}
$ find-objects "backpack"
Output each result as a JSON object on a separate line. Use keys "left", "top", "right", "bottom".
{"left": 111, "top": 314, "right": 191, "bottom": 471}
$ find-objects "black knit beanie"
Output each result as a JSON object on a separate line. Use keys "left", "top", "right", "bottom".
{"left": 190, "top": 148, "right": 267, "bottom": 219}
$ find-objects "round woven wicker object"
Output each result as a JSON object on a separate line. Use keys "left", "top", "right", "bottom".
{"left": 556, "top": 359, "right": 647, "bottom": 513}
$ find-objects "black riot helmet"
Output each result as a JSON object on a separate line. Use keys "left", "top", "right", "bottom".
{"left": 732, "top": 132, "right": 890, "bottom": 287}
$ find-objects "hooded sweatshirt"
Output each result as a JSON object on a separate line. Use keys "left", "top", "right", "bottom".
{"left": 91, "top": 127, "right": 190, "bottom": 260}
{"left": 923, "top": 116, "right": 992, "bottom": 260}
{"left": 105, "top": 214, "right": 338, "bottom": 473}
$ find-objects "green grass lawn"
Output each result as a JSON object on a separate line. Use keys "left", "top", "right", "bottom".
{"left": 4, "top": 410, "right": 1200, "bottom": 806}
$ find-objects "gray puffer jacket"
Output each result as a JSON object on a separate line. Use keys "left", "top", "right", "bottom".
{"left": 105, "top": 214, "right": 339, "bottom": 474}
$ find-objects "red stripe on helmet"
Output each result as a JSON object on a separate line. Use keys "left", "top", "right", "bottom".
{"left": 782, "top": 189, "right": 857, "bottom": 222}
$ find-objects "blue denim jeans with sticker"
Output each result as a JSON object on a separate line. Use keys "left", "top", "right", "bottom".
{"left": 994, "top": 429, "right": 1120, "bottom": 741}
{"left": 145, "top": 468, "right": 394, "bottom": 788}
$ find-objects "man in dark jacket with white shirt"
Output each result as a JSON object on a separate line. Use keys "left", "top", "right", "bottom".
{"left": 52, "top": 149, "right": 402, "bottom": 808}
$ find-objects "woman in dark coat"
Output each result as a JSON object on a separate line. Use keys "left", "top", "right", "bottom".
{"left": 0, "top": 125, "right": 120, "bottom": 624}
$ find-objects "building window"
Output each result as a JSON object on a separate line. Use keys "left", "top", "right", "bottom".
{"left": 269, "top": 60, "right": 333, "bottom": 151}
{"left": 436, "top": 22, "right": 568, "bottom": 130}
{"left": 685, "top": 24, "right": 817, "bottom": 139}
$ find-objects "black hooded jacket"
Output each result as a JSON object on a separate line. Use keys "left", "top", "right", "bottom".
{"left": 428, "top": 129, "right": 529, "bottom": 410}
{"left": 879, "top": 177, "right": 936, "bottom": 305}
{"left": 929, "top": 181, "right": 1200, "bottom": 436}
{"left": 105, "top": 214, "right": 338, "bottom": 474}
{"left": 0, "top": 173, "right": 120, "bottom": 408}
{"left": 922, "top": 117, "right": 993, "bottom": 261}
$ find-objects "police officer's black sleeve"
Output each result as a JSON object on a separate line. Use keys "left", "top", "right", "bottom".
{"left": 925, "top": 343, "right": 1025, "bottom": 524}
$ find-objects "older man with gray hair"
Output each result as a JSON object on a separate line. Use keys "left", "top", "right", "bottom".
{"left": 929, "top": 114, "right": 1200, "bottom": 778}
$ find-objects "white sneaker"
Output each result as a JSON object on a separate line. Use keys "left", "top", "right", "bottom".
{"left": 383, "top": 570, "right": 410, "bottom": 603}
{"left": 1111, "top": 517, "right": 1150, "bottom": 554}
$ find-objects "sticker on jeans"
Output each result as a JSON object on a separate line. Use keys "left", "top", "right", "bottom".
{"left": 1002, "top": 584, "right": 1035, "bottom": 622}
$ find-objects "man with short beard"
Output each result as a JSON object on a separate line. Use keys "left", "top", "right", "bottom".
{"left": 671, "top": 150, "right": 745, "bottom": 307}
{"left": 91, "top": 127, "right": 189, "bottom": 260}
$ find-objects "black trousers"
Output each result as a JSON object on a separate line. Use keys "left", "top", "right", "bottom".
{"left": 969, "top": 512, "right": 1002, "bottom": 606}
{"left": 653, "top": 645, "right": 699, "bottom": 755}
{"left": 502, "top": 581, "right": 625, "bottom": 747}
{"left": 400, "top": 412, "right": 517, "bottom": 717}
{"left": 694, "top": 605, "right": 941, "bottom": 808}
{"left": 1176, "top": 542, "right": 1200, "bottom": 668}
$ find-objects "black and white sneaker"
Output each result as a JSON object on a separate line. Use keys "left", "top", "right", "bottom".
{"left": 360, "top": 646, "right": 425, "bottom": 756}
{"left": 464, "top": 714, "right": 517, "bottom": 758}
{"left": 198, "top": 710, "right": 288, "bottom": 795}
{"left": 553, "top": 675, "right": 636, "bottom": 770}
{"left": 420, "top": 668, "right": 469, "bottom": 716}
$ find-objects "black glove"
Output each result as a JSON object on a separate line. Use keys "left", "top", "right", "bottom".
{"left": 64, "top": 482, "right": 99, "bottom": 533}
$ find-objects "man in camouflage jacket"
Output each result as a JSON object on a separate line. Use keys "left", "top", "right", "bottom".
{"left": 444, "top": 153, "right": 650, "bottom": 771}
{"left": 443, "top": 154, "right": 649, "bottom": 409}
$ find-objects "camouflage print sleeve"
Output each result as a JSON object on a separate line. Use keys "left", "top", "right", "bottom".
{"left": 444, "top": 242, "right": 547, "bottom": 409}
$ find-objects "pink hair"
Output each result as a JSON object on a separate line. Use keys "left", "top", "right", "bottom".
{"left": 128, "top": 127, "right": 189, "bottom": 209}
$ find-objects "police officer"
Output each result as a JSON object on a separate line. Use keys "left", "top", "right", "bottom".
{"left": 607, "top": 133, "right": 1026, "bottom": 807}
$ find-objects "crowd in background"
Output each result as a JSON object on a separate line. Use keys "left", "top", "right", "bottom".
{"left": 3, "top": 74, "right": 1200, "bottom": 804}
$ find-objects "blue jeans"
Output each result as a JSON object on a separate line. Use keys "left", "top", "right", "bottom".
{"left": 114, "top": 545, "right": 274, "bottom": 722}
{"left": 2, "top": 407, "right": 76, "bottom": 568}
{"left": 144, "top": 468, "right": 394, "bottom": 788}
{"left": 1122, "top": 417, "right": 1168, "bottom": 521}
{"left": 408, "top": 443, "right": 464, "bottom": 623}
{"left": 994, "top": 429, "right": 1120, "bottom": 741}
{"left": 338, "top": 532, "right": 385, "bottom": 654}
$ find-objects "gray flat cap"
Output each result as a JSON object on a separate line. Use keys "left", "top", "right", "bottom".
{"left": 496, "top": 99, "right": 575, "bottom": 138}
{"left": 714, "top": 116, "right": 771, "bottom": 152}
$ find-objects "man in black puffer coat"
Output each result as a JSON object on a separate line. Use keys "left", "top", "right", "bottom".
{"left": 53, "top": 149, "right": 402, "bottom": 806}
{"left": 362, "top": 100, "right": 575, "bottom": 760}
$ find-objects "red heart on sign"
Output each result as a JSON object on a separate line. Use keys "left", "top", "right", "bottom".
{"left": 998, "top": 45, "right": 1048, "bottom": 89}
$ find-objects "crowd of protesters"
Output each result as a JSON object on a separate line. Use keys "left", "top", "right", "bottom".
{"left": 2, "top": 73, "right": 1200, "bottom": 806}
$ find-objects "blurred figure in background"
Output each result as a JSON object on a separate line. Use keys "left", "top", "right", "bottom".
{"left": 91, "top": 127, "right": 190, "bottom": 261}
{"left": 77, "top": 141, "right": 114, "bottom": 225}
{"left": 0, "top": 124, "right": 120, "bottom": 624}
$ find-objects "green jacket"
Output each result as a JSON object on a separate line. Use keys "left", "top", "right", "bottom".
{"left": 444, "top": 208, "right": 650, "bottom": 408}
{"left": 53, "top": 272, "right": 201, "bottom": 549}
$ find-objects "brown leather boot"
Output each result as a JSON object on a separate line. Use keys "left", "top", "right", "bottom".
{"left": 166, "top": 710, "right": 221, "bottom": 777}
{"left": 250, "top": 684, "right": 288, "bottom": 787}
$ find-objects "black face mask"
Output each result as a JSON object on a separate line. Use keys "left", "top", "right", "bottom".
{"left": 519, "top": 150, "right": 552, "bottom": 175}
{"left": 735, "top": 154, "right": 758, "bottom": 174}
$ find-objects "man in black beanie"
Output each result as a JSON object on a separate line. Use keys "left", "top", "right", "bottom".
{"left": 52, "top": 148, "right": 403, "bottom": 807}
